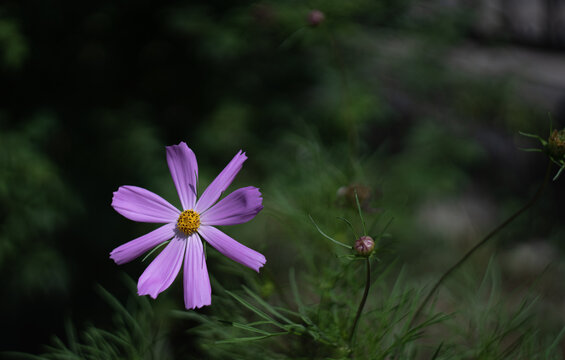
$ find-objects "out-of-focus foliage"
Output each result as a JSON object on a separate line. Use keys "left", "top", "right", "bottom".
{"left": 0, "top": 17, "right": 27, "bottom": 69}
{"left": 1, "top": 0, "right": 565, "bottom": 358}
{"left": 0, "top": 115, "right": 81, "bottom": 297}
{"left": 6, "top": 277, "right": 174, "bottom": 360}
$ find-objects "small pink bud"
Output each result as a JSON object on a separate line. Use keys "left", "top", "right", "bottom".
{"left": 307, "top": 10, "right": 325, "bottom": 27}
{"left": 355, "top": 236, "right": 375, "bottom": 256}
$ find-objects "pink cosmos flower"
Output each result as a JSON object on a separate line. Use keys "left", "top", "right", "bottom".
{"left": 110, "top": 142, "right": 266, "bottom": 309}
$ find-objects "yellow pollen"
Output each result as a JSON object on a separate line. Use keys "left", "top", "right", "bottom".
{"left": 177, "top": 210, "right": 201, "bottom": 235}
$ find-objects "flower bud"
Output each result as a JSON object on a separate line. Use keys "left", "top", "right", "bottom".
{"left": 307, "top": 10, "right": 325, "bottom": 27}
{"left": 355, "top": 236, "right": 375, "bottom": 256}
{"left": 336, "top": 183, "right": 373, "bottom": 210}
{"left": 548, "top": 129, "right": 565, "bottom": 160}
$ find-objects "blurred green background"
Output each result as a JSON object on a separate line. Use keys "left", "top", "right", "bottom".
{"left": 2, "top": 0, "right": 565, "bottom": 358}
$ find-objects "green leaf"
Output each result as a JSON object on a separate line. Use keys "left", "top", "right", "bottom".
{"left": 289, "top": 268, "right": 314, "bottom": 326}
{"left": 354, "top": 190, "right": 367, "bottom": 236}
{"left": 231, "top": 322, "right": 273, "bottom": 336}
{"left": 225, "top": 290, "right": 285, "bottom": 329}
{"left": 247, "top": 320, "right": 276, "bottom": 327}
{"left": 214, "top": 333, "right": 287, "bottom": 344}
{"left": 518, "top": 148, "right": 543, "bottom": 153}
{"left": 430, "top": 342, "right": 443, "bottom": 360}
{"left": 95, "top": 285, "right": 145, "bottom": 340}
{"left": 337, "top": 217, "right": 359, "bottom": 239}
{"left": 546, "top": 325, "right": 565, "bottom": 357}
{"left": 553, "top": 164, "right": 565, "bottom": 181}
{"left": 376, "top": 217, "right": 394, "bottom": 242}
{"left": 141, "top": 240, "right": 169, "bottom": 262}
{"left": 242, "top": 286, "right": 294, "bottom": 325}
{"left": 309, "top": 215, "right": 352, "bottom": 249}
{"left": 518, "top": 131, "right": 547, "bottom": 146}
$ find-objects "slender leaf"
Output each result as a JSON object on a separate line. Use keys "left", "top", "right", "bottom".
{"left": 337, "top": 216, "right": 359, "bottom": 240}
{"left": 231, "top": 322, "right": 274, "bottom": 336}
{"left": 225, "top": 290, "right": 285, "bottom": 329}
{"left": 354, "top": 190, "right": 367, "bottom": 236}
{"left": 309, "top": 215, "right": 352, "bottom": 249}
{"left": 242, "top": 286, "right": 294, "bottom": 325}
{"left": 142, "top": 240, "right": 169, "bottom": 262}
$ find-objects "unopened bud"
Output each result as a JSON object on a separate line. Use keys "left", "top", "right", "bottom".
{"left": 548, "top": 129, "right": 565, "bottom": 160}
{"left": 336, "top": 183, "right": 373, "bottom": 210}
{"left": 355, "top": 236, "right": 375, "bottom": 256}
{"left": 307, "top": 10, "right": 325, "bottom": 27}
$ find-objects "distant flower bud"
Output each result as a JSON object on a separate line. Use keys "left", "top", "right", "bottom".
{"left": 336, "top": 183, "right": 375, "bottom": 211}
{"left": 307, "top": 10, "right": 325, "bottom": 27}
{"left": 548, "top": 129, "right": 565, "bottom": 160}
{"left": 355, "top": 236, "right": 375, "bottom": 256}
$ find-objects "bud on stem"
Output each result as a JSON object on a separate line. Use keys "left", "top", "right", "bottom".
{"left": 548, "top": 129, "right": 565, "bottom": 160}
{"left": 355, "top": 236, "right": 375, "bottom": 256}
{"left": 307, "top": 10, "right": 325, "bottom": 27}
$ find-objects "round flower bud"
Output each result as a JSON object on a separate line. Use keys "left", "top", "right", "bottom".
{"left": 355, "top": 236, "right": 375, "bottom": 256}
{"left": 307, "top": 10, "right": 325, "bottom": 27}
{"left": 548, "top": 129, "right": 565, "bottom": 160}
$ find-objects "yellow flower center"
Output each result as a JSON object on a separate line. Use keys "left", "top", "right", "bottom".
{"left": 177, "top": 209, "right": 201, "bottom": 236}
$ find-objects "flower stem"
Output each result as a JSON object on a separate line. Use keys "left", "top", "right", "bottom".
{"left": 349, "top": 257, "right": 371, "bottom": 344}
{"left": 411, "top": 160, "right": 552, "bottom": 326}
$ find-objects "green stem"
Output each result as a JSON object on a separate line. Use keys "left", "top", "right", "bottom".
{"left": 349, "top": 257, "right": 371, "bottom": 344}
{"left": 411, "top": 160, "right": 552, "bottom": 326}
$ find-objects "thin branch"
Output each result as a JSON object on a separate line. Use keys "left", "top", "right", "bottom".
{"left": 349, "top": 258, "right": 371, "bottom": 345}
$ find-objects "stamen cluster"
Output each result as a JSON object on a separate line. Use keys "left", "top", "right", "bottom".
{"left": 177, "top": 210, "right": 201, "bottom": 235}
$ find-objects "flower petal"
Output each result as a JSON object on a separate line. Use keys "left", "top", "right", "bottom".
{"left": 198, "top": 225, "right": 266, "bottom": 272}
{"left": 195, "top": 151, "right": 247, "bottom": 213}
{"left": 184, "top": 234, "right": 211, "bottom": 309}
{"left": 110, "top": 223, "right": 176, "bottom": 265}
{"left": 200, "top": 187, "right": 263, "bottom": 226}
{"left": 166, "top": 142, "right": 198, "bottom": 210}
{"left": 138, "top": 237, "right": 186, "bottom": 299}
{"left": 112, "top": 185, "right": 180, "bottom": 223}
